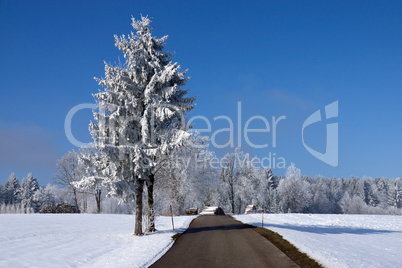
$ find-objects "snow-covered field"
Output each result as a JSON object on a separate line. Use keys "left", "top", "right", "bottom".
{"left": 235, "top": 214, "right": 402, "bottom": 268}
{"left": 0, "top": 214, "right": 195, "bottom": 268}
{"left": 2, "top": 213, "right": 401, "bottom": 268}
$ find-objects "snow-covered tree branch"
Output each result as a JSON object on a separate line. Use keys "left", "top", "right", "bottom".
{"left": 78, "top": 16, "right": 196, "bottom": 235}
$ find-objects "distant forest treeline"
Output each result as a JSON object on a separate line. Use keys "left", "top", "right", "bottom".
{"left": 1, "top": 150, "right": 401, "bottom": 216}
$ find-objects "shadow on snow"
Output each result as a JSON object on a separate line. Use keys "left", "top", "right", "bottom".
{"left": 248, "top": 222, "right": 400, "bottom": 235}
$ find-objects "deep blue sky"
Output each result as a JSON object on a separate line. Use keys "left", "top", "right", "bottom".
{"left": 1, "top": 0, "right": 401, "bottom": 185}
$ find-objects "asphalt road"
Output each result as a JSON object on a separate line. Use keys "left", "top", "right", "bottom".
{"left": 150, "top": 215, "right": 300, "bottom": 268}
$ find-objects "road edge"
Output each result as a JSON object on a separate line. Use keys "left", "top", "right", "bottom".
{"left": 142, "top": 216, "right": 198, "bottom": 268}
{"left": 231, "top": 216, "right": 323, "bottom": 268}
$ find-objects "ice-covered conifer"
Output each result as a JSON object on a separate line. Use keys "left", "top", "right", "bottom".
{"left": 18, "top": 174, "right": 39, "bottom": 212}
{"left": 85, "top": 16, "right": 195, "bottom": 235}
{"left": 4, "top": 173, "right": 20, "bottom": 205}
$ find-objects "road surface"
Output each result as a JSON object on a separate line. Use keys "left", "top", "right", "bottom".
{"left": 150, "top": 215, "right": 299, "bottom": 268}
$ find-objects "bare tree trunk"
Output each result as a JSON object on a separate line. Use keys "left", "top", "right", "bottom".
{"left": 147, "top": 174, "right": 156, "bottom": 232}
{"left": 230, "top": 180, "right": 235, "bottom": 214}
{"left": 73, "top": 188, "right": 80, "bottom": 212}
{"left": 135, "top": 180, "right": 144, "bottom": 236}
{"left": 95, "top": 189, "right": 101, "bottom": 214}
{"left": 83, "top": 191, "right": 87, "bottom": 213}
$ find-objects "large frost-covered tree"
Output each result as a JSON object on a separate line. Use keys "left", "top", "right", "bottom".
{"left": 236, "top": 154, "right": 264, "bottom": 212}
{"left": 153, "top": 133, "right": 219, "bottom": 216}
{"left": 54, "top": 151, "right": 82, "bottom": 211}
{"left": 277, "top": 163, "right": 312, "bottom": 213}
{"left": 85, "top": 16, "right": 195, "bottom": 235}
{"left": 220, "top": 150, "right": 238, "bottom": 214}
{"left": 218, "top": 148, "right": 267, "bottom": 214}
{"left": 76, "top": 145, "right": 106, "bottom": 214}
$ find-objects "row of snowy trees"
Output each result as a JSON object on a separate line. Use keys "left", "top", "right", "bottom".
{"left": 0, "top": 171, "right": 138, "bottom": 215}
{"left": 2, "top": 145, "right": 401, "bottom": 217}
{"left": 0, "top": 173, "right": 54, "bottom": 213}
{"left": 149, "top": 147, "right": 402, "bottom": 216}
{"left": 0, "top": 173, "right": 40, "bottom": 213}
{"left": 214, "top": 157, "right": 402, "bottom": 215}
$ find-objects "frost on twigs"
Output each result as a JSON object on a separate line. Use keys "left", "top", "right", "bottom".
{"left": 75, "top": 16, "right": 196, "bottom": 234}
